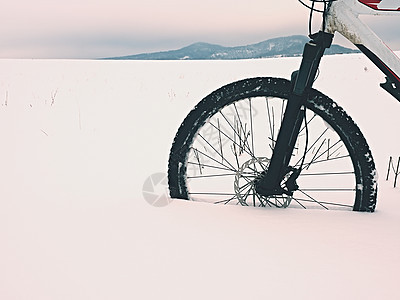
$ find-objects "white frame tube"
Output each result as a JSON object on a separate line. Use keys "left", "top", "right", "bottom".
{"left": 326, "top": 0, "right": 400, "bottom": 81}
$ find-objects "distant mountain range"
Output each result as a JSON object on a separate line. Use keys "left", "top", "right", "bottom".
{"left": 104, "top": 35, "right": 359, "bottom": 60}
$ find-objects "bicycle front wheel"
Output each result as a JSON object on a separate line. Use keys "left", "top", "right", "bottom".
{"left": 168, "top": 77, "right": 377, "bottom": 211}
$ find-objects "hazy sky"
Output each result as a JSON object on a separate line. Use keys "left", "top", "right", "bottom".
{"left": 1, "top": 0, "right": 400, "bottom": 58}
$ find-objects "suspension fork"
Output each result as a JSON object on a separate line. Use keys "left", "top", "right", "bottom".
{"left": 256, "top": 31, "right": 334, "bottom": 197}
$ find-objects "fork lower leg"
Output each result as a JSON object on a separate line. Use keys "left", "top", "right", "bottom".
{"left": 255, "top": 31, "right": 334, "bottom": 197}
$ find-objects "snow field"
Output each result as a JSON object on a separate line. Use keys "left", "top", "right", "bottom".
{"left": 0, "top": 54, "right": 399, "bottom": 299}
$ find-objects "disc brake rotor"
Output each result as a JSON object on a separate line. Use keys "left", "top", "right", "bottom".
{"left": 234, "top": 157, "right": 292, "bottom": 208}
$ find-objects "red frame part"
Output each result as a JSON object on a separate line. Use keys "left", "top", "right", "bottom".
{"left": 358, "top": 0, "right": 400, "bottom": 11}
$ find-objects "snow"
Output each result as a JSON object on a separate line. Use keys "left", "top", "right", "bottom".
{"left": 0, "top": 54, "right": 400, "bottom": 299}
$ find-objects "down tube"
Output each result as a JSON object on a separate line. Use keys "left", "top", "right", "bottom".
{"left": 326, "top": 3, "right": 400, "bottom": 85}
{"left": 355, "top": 44, "right": 400, "bottom": 85}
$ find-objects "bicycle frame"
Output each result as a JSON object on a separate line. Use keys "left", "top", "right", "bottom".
{"left": 327, "top": 0, "right": 400, "bottom": 98}
{"left": 255, "top": 0, "right": 400, "bottom": 199}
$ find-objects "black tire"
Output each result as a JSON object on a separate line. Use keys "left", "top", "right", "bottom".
{"left": 168, "top": 77, "right": 377, "bottom": 211}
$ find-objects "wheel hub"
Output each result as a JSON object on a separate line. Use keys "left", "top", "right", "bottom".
{"left": 234, "top": 157, "right": 292, "bottom": 208}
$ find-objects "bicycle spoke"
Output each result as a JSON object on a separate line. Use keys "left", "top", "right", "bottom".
{"left": 308, "top": 154, "right": 351, "bottom": 165}
{"left": 187, "top": 173, "right": 237, "bottom": 179}
{"left": 303, "top": 139, "right": 343, "bottom": 170}
{"left": 249, "top": 99, "right": 256, "bottom": 155}
{"left": 188, "top": 147, "right": 237, "bottom": 173}
{"left": 181, "top": 93, "right": 363, "bottom": 210}
{"left": 297, "top": 190, "right": 329, "bottom": 209}
{"left": 293, "top": 128, "right": 329, "bottom": 168}
{"left": 290, "top": 196, "right": 308, "bottom": 209}
{"left": 187, "top": 161, "right": 233, "bottom": 172}
{"left": 291, "top": 196, "right": 353, "bottom": 209}
{"left": 300, "top": 188, "right": 356, "bottom": 191}
{"left": 299, "top": 171, "right": 354, "bottom": 176}
{"left": 266, "top": 97, "right": 276, "bottom": 150}
{"left": 207, "top": 117, "right": 257, "bottom": 161}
